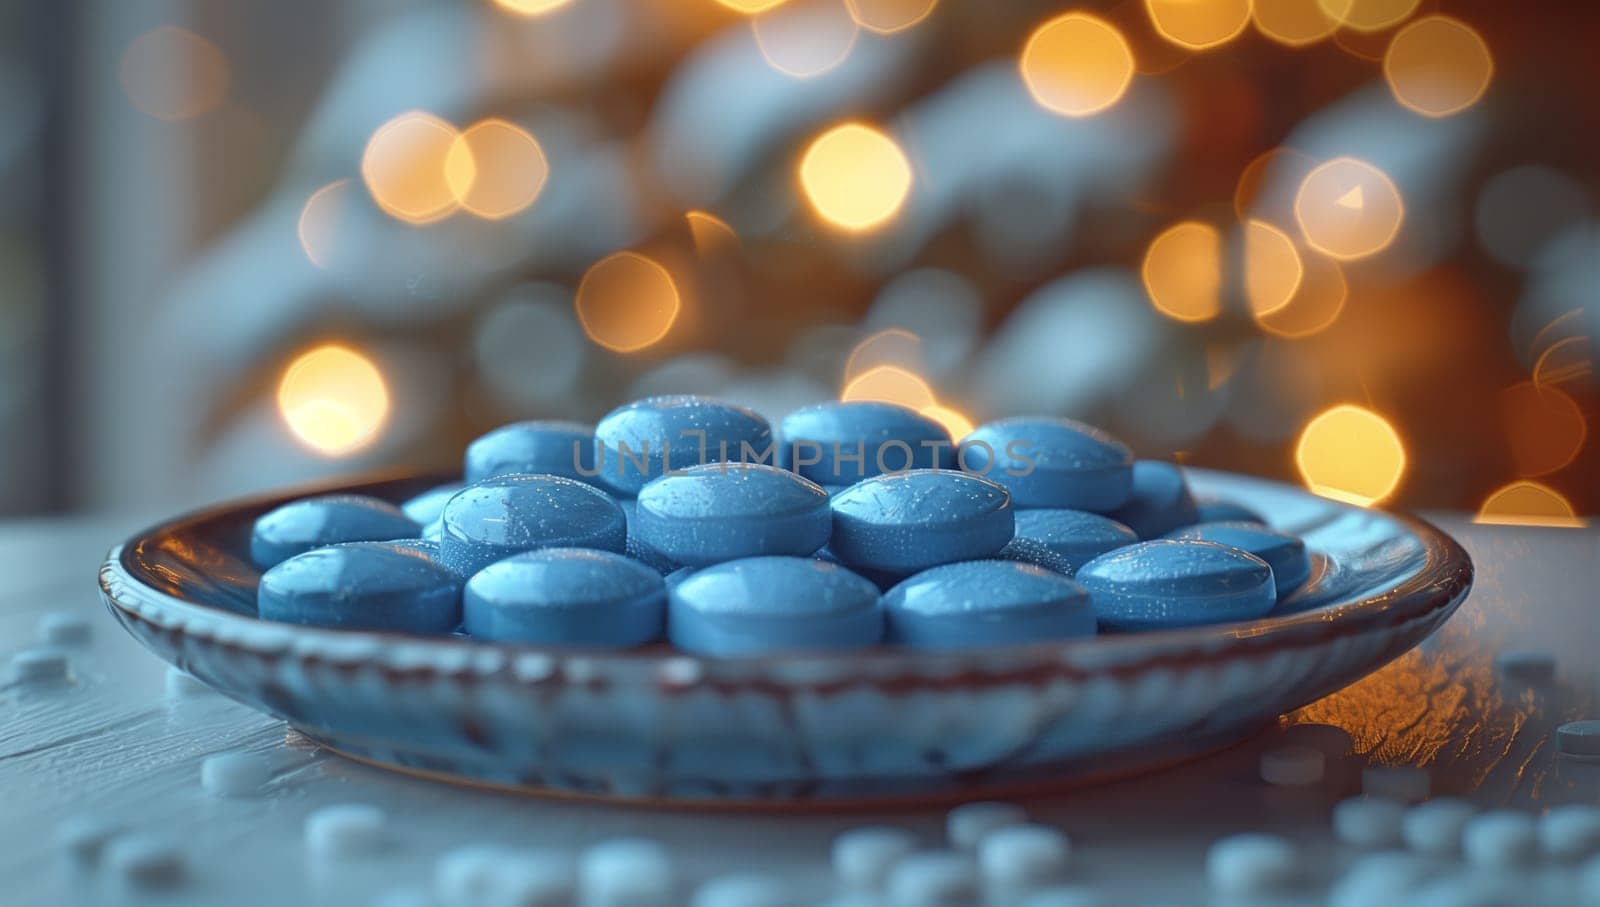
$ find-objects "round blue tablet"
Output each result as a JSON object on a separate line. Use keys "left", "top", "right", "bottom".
{"left": 438, "top": 475, "right": 626, "bottom": 577}
{"left": 401, "top": 483, "right": 465, "bottom": 526}
{"left": 995, "top": 537, "right": 1077, "bottom": 575}
{"left": 669, "top": 557, "right": 883, "bottom": 656}
{"left": 257, "top": 541, "right": 462, "bottom": 634}
{"left": 1009, "top": 509, "right": 1138, "bottom": 575}
{"left": 635, "top": 464, "right": 831, "bottom": 567}
{"left": 958, "top": 417, "right": 1133, "bottom": 511}
{"left": 1076, "top": 539, "right": 1276, "bottom": 631}
{"left": 1166, "top": 521, "right": 1311, "bottom": 598}
{"left": 1194, "top": 498, "right": 1265, "bottom": 525}
{"left": 250, "top": 495, "right": 420, "bottom": 569}
{"left": 593, "top": 395, "right": 772, "bottom": 496}
{"left": 778, "top": 401, "right": 953, "bottom": 485}
{"left": 464, "top": 420, "right": 596, "bottom": 483}
{"left": 883, "top": 560, "right": 1096, "bottom": 649}
{"left": 1107, "top": 461, "right": 1200, "bottom": 539}
{"left": 814, "top": 547, "right": 905, "bottom": 591}
{"left": 829, "top": 470, "right": 1014, "bottom": 574}
{"left": 463, "top": 548, "right": 665, "bottom": 647}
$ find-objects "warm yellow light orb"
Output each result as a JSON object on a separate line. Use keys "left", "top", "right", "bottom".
{"left": 920, "top": 403, "right": 974, "bottom": 440}
{"left": 1295, "top": 404, "right": 1407, "bottom": 506}
{"left": 1141, "top": 221, "right": 1223, "bottom": 323}
{"left": 1474, "top": 481, "right": 1586, "bottom": 529}
{"left": 846, "top": 0, "right": 937, "bottom": 34}
{"left": 798, "top": 123, "right": 913, "bottom": 233}
{"left": 1383, "top": 16, "right": 1493, "bottom": 118}
{"left": 1145, "top": 0, "right": 1252, "bottom": 51}
{"left": 119, "top": 26, "right": 230, "bottom": 122}
{"left": 492, "top": 0, "right": 575, "bottom": 15}
{"left": 277, "top": 345, "right": 390, "bottom": 456}
{"left": 297, "top": 179, "right": 351, "bottom": 269}
{"left": 715, "top": 0, "right": 789, "bottom": 12}
{"left": 1244, "top": 219, "right": 1304, "bottom": 317}
{"left": 1253, "top": 251, "right": 1346, "bottom": 338}
{"left": 1019, "top": 13, "right": 1135, "bottom": 118}
{"left": 1293, "top": 157, "right": 1404, "bottom": 261}
{"left": 841, "top": 365, "right": 936, "bottom": 410}
{"left": 361, "top": 112, "right": 464, "bottom": 225}
{"left": 1252, "top": 0, "right": 1339, "bottom": 47}
{"left": 575, "top": 252, "right": 681, "bottom": 353}
{"left": 444, "top": 118, "right": 549, "bottom": 220}
{"left": 1317, "top": 0, "right": 1419, "bottom": 34}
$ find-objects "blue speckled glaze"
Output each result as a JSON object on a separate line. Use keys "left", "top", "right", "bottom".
{"left": 257, "top": 541, "right": 462, "bottom": 633}
{"left": 593, "top": 396, "right": 772, "bottom": 496}
{"left": 463, "top": 548, "right": 664, "bottom": 647}
{"left": 249, "top": 495, "right": 420, "bottom": 569}
{"left": 829, "top": 470, "right": 1014, "bottom": 573}
{"left": 401, "top": 483, "right": 465, "bottom": 525}
{"left": 1010, "top": 509, "right": 1139, "bottom": 575}
{"left": 959, "top": 417, "right": 1133, "bottom": 511}
{"left": 615, "top": 498, "right": 680, "bottom": 575}
{"left": 1194, "top": 498, "right": 1265, "bottom": 525}
{"left": 1108, "top": 461, "right": 1201, "bottom": 539}
{"left": 814, "top": 546, "right": 906, "bottom": 591}
{"left": 1077, "top": 539, "right": 1275, "bottom": 631}
{"left": 669, "top": 556, "right": 883, "bottom": 656}
{"left": 884, "top": 560, "right": 1096, "bottom": 648}
{"left": 635, "top": 464, "right": 831, "bottom": 567}
{"left": 995, "top": 537, "right": 1077, "bottom": 575}
{"left": 1166, "top": 521, "right": 1311, "bottom": 598}
{"left": 665, "top": 565, "right": 696, "bottom": 590}
{"left": 438, "top": 475, "right": 626, "bottom": 577}
{"left": 464, "top": 421, "right": 596, "bottom": 483}
{"left": 778, "top": 401, "right": 953, "bottom": 485}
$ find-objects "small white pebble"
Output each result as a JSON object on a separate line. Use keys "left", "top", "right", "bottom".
{"left": 1260, "top": 745, "right": 1326, "bottom": 786}
{"left": 947, "top": 802, "right": 1027, "bottom": 850}
{"left": 1362, "top": 765, "right": 1431, "bottom": 803}
{"left": 1326, "top": 852, "right": 1435, "bottom": 907}
{"left": 1539, "top": 804, "right": 1600, "bottom": 861}
{"left": 200, "top": 752, "right": 271, "bottom": 797}
{"left": 1205, "top": 833, "right": 1298, "bottom": 895}
{"left": 1334, "top": 796, "right": 1407, "bottom": 849}
{"left": 1281, "top": 722, "right": 1354, "bottom": 758}
{"left": 833, "top": 826, "right": 918, "bottom": 890}
{"left": 1461, "top": 810, "right": 1537, "bottom": 868}
{"left": 38, "top": 612, "right": 91, "bottom": 645}
{"left": 1495, "top": 649, "right": 1556, "bottom": 685}
{"left": 1557, "top": 720, "right": 1600, "bottom": 759}
{"left": 491, "top": 852, "right": 577, "bottom": 907}
{"left": 886, "top": 851, "right": 979, "bottom": 907}
{"left": 1401, "top": 798, "right": 1476, "bottom": 856}
{"left": 55, "top": 815, "right": 124, "bottom": 866}
{"left": 9, "top": 648, "right": 68, "bottom": 683}
{"left": 103, "top": 835, "right": 184, "bottom": 887}
{"left": 579, "top": 838, "right": 674, "bottom": 906}
{"left": 304, "top": 804, "right": 387, "bottom": 858}
{"left": 691, "top": 873, "right": 793, "bottom": 907}
{"left": 977, "top": 824, "right": 1069, "bottom": 888}
{"left": 164, "top": 666, "right": 212, "bottom": 697}
{"left": 1018, "top": 886, "right": 1103, "bottom": 907}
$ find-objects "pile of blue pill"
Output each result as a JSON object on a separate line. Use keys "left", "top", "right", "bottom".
{"left": 251, "top": 396, "right": 1314, "bottom": 656}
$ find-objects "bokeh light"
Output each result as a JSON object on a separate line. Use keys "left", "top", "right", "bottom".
{"left": 1383, "top": 16, "right": 1493, "bottom": 119}
{"left": 1533, "top": 336, "right": 1593, "bottom": 390}
{"left": 119, "top": 26, "right": 230, "bottom": 122}
{"left": 361, "top": 111, "right": 465, "bottom": 225}
{"left": 752, "top": 0, "right": 859, "bottom": 79}
{"left": 798, "top": 123, "right": 913, "bottom": 233}
{"left": 297, "top": 179, "right": 351, "bottom": 269}
{"left": 1141, "top": 221, "right": 1222, "bottom": 323}
{"left": 492, "top": 0, "right": 574, "bottom": 14}
{"left": 686, "top": 210, "right": 740, "bottom": 256}
{"left": 846, "top": 0, "right": 937, "bottom": 34}
{"left": 277, "top": 345, "right": 390, "bottom": 457}
{"left": 1244, "top": 220, "right": 1304, "bottom": 318}
{"left": 443, "top": 118, "right": 549, "bottom": 220}
{"left": 1020, "top": 12, "right": 1135, "bottom": 118}
{"left": 845, "top": 328, "right": 924, "bottom": 381}
{"left": 1251, "top": 0, "right": 1339, "bottom": 47}
{"left": 1234, "top": 146, "right": 1317, "bottom": 223}
{"left": 1293, "top": 157, "right": 1404, "bottom": 261}
{"left": 1317, "top": 0, "right": 1419, "bottom": 34}
{"left": 1475, "top": 481, "right": 1586, "bottom": 529}
{"left": 1295, "top": 404, "right": 1407, "bottom": 506}
{"left": 575, "top": 252, "right": 681, "bottom": 353}
{"left": 1498, "top": 382, "right": 1587, "bottom": 477}
{"left": 840, "top": 365, "right": 936, "bottom": 409}
{"left": 1145, "top": 0, "right": 1251, "bottom": 51}
{"left": 920, "top": 403, "right": 973, "bottom": 440}
{"left": 1253, "top": 249, "right": 1346, "bottom": 338}
{"left": 715, "top": 0, "right": 790, "bottom": 12}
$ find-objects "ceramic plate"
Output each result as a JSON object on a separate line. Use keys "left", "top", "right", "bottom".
{"left": 99, "top": 468, "right": 1472, "bottom": 804}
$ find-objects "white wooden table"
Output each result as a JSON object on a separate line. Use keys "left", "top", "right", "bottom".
{"left": 2, "top": 514, "right": 1598, "bottom": 906}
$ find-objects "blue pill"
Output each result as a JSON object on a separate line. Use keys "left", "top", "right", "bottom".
{"left": 593, "top": 395, "right": 772, "bottom": 496}
{"left": 1076, "top": 539, "right": 1276, "bottom": 631}
{"left": 1107, "top": 461, "right": 1200, "bottom": 539}
{"left": 257, "top": 541, "right": 462, "bottom": 634}
{"left": 1166, "top": 521, "right": 1310, "bottom": 598}
{"left": 401, "top": 483, "right": 465, "bottom": 525}
{"left": 250, "top": 495, "right": 420, "bottom": 569}
{"left": 958, "top": 417, "right": 1133, "bottom": 511}
{"left": 995, "top": 537, "right": 1077, "bottom": 575}
{"left": 438, "top": 475, "right": 626, "bottom": 577}
{"left": 883, "top": 560, "right": 1096, "bottom": 649}
{"left": 1009, "top": 509, "right": 1139, "bottom": 575}
{"left": 464, "top": 420, "right": 596, "bottom": 483}
{"left": 464, "top": 548, "right": 665, "bottom": 647}
{"left": 1193, "top": 498, "right": 1265, "bottom": 525}
{"left": 829, "top": 470, "right": 1014, "bottom": 574}
{"left": 669, "top": 556, "right": 883, "bottom": 656}
{"left": 778, "top": 401, "right": 952, "bottom": 485}
{"left": 635, "top": 464, "right": 831, "bottom": 567}
{"left": 814, "top": 547, "right": 905, "bottom": 591}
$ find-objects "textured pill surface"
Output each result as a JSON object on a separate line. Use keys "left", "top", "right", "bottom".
{"left": 779, "top": 401, "right": 953, "bottom": 485}
{"left": 834, "top": 826, "right": 918, "bottom": 889}
{"left": 201, "top": 751, "right": 272, "bottom": 798}
{"left": 249, "top": 494, "right": 419, "bottom": 569}
{"left": 829, "top": 469, "right": 1014, "bottom": 574}
{"left": 593, "top": 395, "right": 772, "bottom": 496}
{"left": 465, "top": 420, "right": 596, "bottom": 483}
{"left": 959, "top": 416, "right": 1133, "bottom": 511}
{"left": 1193, "top": 497, "right": 1265, "bottom": 524}
{"left": 885, "top": 561, "right": 1095, "bottom": 649}
{"left": 439, "top": 474, "right": 626, "bottom": 576}
{"left": 635, "top": 463, "right": 831, "bottom": 566}
{"left": 401, "top": 483, "right": 466, "bottom": 526}
{"left": 464, "top": 548, "right": 665, "bottom": 647}
{"left": 1558, "top": 720, "right": 1600, "bottom": 758}
{"left": 1107, "top": 461, "right": 1200, "bottom": 539}
{"left": 258, "top": 542, "right": 463, "bottom": 634}
{"left": 1077, "top": 539, "right": 1275, "bottom": 631}
{"left": 1010, "top": 508, "right": 1138, "bottom": 575}
{"left": 670, "top": 557, "right": 883, "bottom": 656}
{"left": 1167, "top": 520, "right": 1311, "bottom": 598}
{"left": 305, "top": 804, "right": 387, "bottom": 858}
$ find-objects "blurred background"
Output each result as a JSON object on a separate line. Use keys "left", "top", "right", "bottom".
{"left": 0, "top": 0, "right": 1593, "bottom": 526}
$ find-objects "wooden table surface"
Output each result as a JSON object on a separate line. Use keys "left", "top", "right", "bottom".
{"left": 2, "top": 513, "right": 1597, "bottom": 906}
